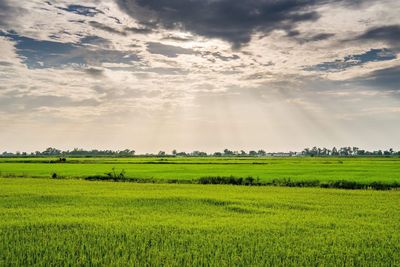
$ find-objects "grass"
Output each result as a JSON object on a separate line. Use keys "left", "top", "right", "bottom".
{"left": 0, "top": 178, "right": 399, "bottom": 266}
{"left": 1, "top": 157, "right": 399, "bottom": 265}
{"left": 0, "top": 157, "right": 400, "bottom": 185}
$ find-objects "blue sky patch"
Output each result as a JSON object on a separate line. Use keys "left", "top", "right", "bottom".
{"left": 305, "top": 48, "right": 397, "bottom": 72}
{"left": 58, "top": 5, "right": 103, "bottom": 17}
{"left": 1, "top": 31, "right": 139, "bottom": 69}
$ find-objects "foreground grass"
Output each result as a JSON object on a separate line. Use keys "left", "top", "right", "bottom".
{"left": 0, "top": 157, "right": 400, "bottom": 185}
{"left": 0, "top": 178, "right": 399, "bottom": 266}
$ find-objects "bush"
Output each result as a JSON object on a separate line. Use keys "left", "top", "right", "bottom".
{"left": 197, "top": 176, "right": 261, "bottom": 186}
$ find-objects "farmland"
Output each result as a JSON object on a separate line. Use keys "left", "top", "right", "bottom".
{"left": 1, "top": 157, "right": 399, "bottom": 266}
{"left": 1, "top": 178, "right": 400, "bottom": 266}
{"left": 0, "top": 157, "right": 400, "bottom": 185}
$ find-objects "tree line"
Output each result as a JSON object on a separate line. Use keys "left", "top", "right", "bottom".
{"left": 301, "top": 146, "right": 399, "bottom": 156}
{"left": 0, "top": 147, "right": 399, "bottom": 157}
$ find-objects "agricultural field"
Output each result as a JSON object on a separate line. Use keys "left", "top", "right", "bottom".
{"left": 0, "top": 178, "right": 399, "bottom": 266}
{"left": 1, "top": 157, "right": 399, "bottom": 265}
{"left": 0, "top": 157, "right": 400, "bottom": 185}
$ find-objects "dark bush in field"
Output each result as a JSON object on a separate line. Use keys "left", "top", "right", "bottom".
{"left": 320, "top": 180, "right": 400, "bottom": 190}
{"left": 196, "top": 176, "right": 261, "bottom": 186}
{"left": 268, "top": 178, "right": 320, "bottom": 187}
{"left": 321, "top": 180, "right": 364, "bottom": 190}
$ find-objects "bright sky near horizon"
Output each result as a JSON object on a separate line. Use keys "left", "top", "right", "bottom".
{"left": 0, "top": 0, "right": 399, "bottom": 153}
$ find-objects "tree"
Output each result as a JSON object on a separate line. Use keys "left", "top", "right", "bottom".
{"left": 223, "top": 149, "right": 234, "bottom": 156}
{"left": 303, "top": 148, "right": 310, "bottom": 155}
{"left": 257, "top": 150, "right": 266, "bottom": 156}
{"left": 249, "top": 150, "right": 257, "bottom": 156}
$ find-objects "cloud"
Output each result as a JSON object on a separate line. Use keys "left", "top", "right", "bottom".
{"left": 351, "top": 65, "right": 400, "bottom": 90}
{"left": 290, "top": 32, "right": 336, "bottom": 43}
{"left": 0, "top": 61, "right": 13, "bottom": 67}
{"left": 356, "top": 25, "right": 400, "bottom": 46}
{"left": 80, "top": 35, "right": 112, "bottom": 48}
{"left": 147, "top": 42, "right": 194, "bottom": 58}
{"left": 84, "top": 67, "right": 104, "bottom": 77}
{"left": 202, "top": 52, "right": 240, "bottom": 62}
{"left": 125, "top": 26, "right": 153, "bottom": 34}
{"left": 1, "top": 0, "right": 400, "bottom": 151}
{"left": 0, "top": 94, "right": 100, "bottom": 113}
{"left": 0, "top": 0, "right": 25, "bottom": 27}
{"left": 116, "top": 0, "right": 329, "bottom": 48}
{"left": 89, "top": 21, "right": 127, "bottom": 36}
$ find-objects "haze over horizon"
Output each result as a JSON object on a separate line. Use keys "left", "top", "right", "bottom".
{"left": 1, "top": 0, "right": 399, "bottom": 153}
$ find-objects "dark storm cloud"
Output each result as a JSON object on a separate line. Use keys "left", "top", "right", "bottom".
{"left": 147, "top": 42, "right": 194, "bottom": 57}
{"left": 0, "top": 32, "right": 139, "bottom": 69}
{"left": 305, "top": 48, "right": 397, "bottom": 72}
{"left": 356, "top": 25, "right": 400, "bottom": 46}
{"left": 116, "top": 0, "right": 325, "bottom": 47}
{"left": 116, "top": 0, "right": 369, "bottom": 48}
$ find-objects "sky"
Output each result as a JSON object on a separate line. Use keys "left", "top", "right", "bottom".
{"left": 0, "top": 0, "right": 399, "bottom": 153}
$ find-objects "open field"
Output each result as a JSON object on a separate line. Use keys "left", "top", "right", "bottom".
{"left": 0, "top": 157, "right": 400, "bottom": 186}
{"left": 0, "top": 178, "right": 399, "bottom": 266}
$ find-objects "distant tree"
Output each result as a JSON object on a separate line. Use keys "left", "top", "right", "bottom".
{"left": 223, "top": 149, "right": 234, "bottom": 156}
{"left": 303, "top": 148, "right": 310, "bottom": 155}
{"left": 311, "top": 147, "right": 318, "bottom": 156}
{"left": 357, "top": 149, "right": 365, "bottom": 156}
{"left": 257, "top": 150, "right": 266, "bottom": 156}
{"left": 191, "top": 151, "right": 207, "bottom": 157}
{"left": 249, "top": 150, "right": 257, "bottom": 156}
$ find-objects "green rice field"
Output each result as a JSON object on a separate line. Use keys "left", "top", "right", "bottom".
{"left": 1, "top": 157, "right": 399, "bottom": 265}
{"left": 1, "top": 178, "right": 399, "bottom": 266}
{"left": 0, "top": 157, "right": 400, "bottom": 184}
